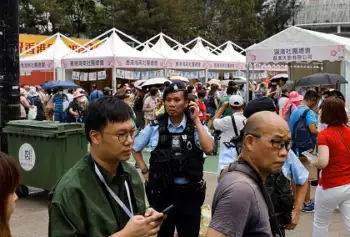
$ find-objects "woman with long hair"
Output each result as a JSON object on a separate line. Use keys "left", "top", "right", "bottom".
{"left": 0, "top": 152, "right": 20, "bottom": 237}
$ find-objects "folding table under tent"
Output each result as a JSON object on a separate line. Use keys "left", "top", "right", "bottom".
{"left": 245, "top": 25, "right": 350, "bottom": 109}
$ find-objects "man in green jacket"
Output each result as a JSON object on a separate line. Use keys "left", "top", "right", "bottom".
{"left": 49, "top": 96, "right": 163, "bottom": 237}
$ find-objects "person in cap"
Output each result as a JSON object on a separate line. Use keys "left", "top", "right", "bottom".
{"left": 217, "top": 86, "right": 236, "bottom": 117}
{"left": 103, "top": 86, "right": 113, "bottom": 96}
{"left": 213, "top": 94, "right": 246, "bottom": 175}
{"left": 66, "top": 91, "right": 86, "bottom": 123}
{"left": 283, "top": 91, "right": 303, "bottom": 123}
{"left": 49, "top": 96, "right": 164, "bottom": 237}
{"left": 133, "top": 82, "right": 214, "bottom": 237}
{"left": 27, "top": 86, "right": 45, "bottom": 121}
{"left": 214, "top": 97, "right": 309, "bottom": 234}
{"left": 52, "top": 87, "right": 69, "bottom": 122}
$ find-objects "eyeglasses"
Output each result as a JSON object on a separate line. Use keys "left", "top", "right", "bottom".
{"left": 246, "top": 133, "right": 292, "bottom": 151}
{"left": 103, "top": 129, "right": 138, "bottom": 144}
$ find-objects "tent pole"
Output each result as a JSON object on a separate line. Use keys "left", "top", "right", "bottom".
{"left": 246, "top": 63, "right": 250, "bottom": 104}
{"left": 134, "top": 33, "right": 161, "bottom": 50}
{"left": 112, "top": 67, "right": 116, "bottom": 94}
{"left": 20, "top": 33, "right": 58, "bottom": 56}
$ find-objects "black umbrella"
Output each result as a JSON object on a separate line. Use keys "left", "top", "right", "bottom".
{"left": 297, "top": 73, "right": 347, "bottom": 87}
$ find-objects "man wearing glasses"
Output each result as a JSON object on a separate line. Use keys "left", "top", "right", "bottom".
{"left": 49, "top": 97, "right": 164, "bottom": 237}
{"left": 133, "top": 82, "right": 214, "bottom": 237}
{"left": 207, "top": 97, "right": 309, "bottom": 237}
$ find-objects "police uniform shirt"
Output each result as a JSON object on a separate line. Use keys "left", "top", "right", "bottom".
{"left": 219, "top": 147, "right": 309, "bottom": 185}
{"left": 133, "top": 114, "right": 213, "bottom": 184}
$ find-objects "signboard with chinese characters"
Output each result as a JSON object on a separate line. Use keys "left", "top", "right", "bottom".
{"left": 115, "top": 58, "right": 165, "bottom": 69}
{"left": 62, "top": 58, "right": 114, "bottom": 69}
{"left": 247, "top": 45, "right": 345, "bottom": 63}
{"left": 251, "top": 64, "right": 288, "bottom": 71}
{"left": 19, "top": 34, "right": 92, "bottom": 56}
{"left": 20, "top": 60, "right": 53, "bottom": 71}
{"left": 166, "top": 60, "right": 206, "bottom": 69}
{"left": 211, "top": 62, "right": 246, "bottom": 71}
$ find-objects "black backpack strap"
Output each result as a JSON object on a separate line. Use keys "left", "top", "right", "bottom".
{"left": 228, "top": 160, "right": 285, "bottom": 237}
{"left": 301, "top": 108, "right": 310, "bottom": 118}
{"left": 231, "top": 114, "right": 238, "bottom": 137}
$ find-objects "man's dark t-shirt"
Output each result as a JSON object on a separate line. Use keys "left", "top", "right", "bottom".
{"left": 210, "top": 171, "right": 272, "bottom": 237}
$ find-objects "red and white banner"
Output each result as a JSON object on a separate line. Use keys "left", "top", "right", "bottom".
{"left": 247, "top": 45, "right": 345, "bottom": 63}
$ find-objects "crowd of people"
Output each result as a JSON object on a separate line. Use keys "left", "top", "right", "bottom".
{"left": 2, "top": 77, "right": 350, "bottom": 237}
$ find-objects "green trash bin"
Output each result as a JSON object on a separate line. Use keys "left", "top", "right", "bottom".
{"left": 3, "top": 120, "right": 87, "bottom": 196}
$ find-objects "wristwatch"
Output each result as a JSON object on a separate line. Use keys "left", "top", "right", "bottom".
{"left": 141, "top": 167, "right": 149, "bottom": 175}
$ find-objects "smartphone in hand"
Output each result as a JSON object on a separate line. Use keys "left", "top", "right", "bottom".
{"left": 301, "top": 151, "right": 318, "bottom": 161}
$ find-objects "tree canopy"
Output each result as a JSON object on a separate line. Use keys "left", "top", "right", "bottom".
{"left": 19, "top": 0, "right": 301, "bottom": 48}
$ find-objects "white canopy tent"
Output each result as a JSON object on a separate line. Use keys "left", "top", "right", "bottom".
{"left": 139, "top": 33, "right": 207, "bottom": 70}
{"left": 185, "top": 37, "right": 242, "bottom": 71}
{"left": 62, "top": 29, "right": 166, "bottom": 69}
{"left": 61, "top": 28, "right": 167, "bottom": 92}
{"left": 20, "top": 33, "right": 82, "bottom": 80}
{"left": 245, "top": 26, "right": 350, "bottom": 108}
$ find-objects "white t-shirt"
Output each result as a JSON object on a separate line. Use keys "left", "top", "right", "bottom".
{"left": 213, "top": 111, "right": 246, "bottom": 151}
{"left": 278, "top": 97, "right": 289, "bottom": 116}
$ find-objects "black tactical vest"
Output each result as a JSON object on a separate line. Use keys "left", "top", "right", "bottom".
{"left": 148, "top": 117, "right": 204, "bottom": 192}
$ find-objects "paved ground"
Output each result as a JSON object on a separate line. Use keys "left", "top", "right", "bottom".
{"left": 10, "top": 153, "right": 349, "bottom": 237}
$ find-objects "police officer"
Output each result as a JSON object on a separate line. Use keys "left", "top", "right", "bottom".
{"left": 133, "top": 82, "right": 214, "bottom": 237}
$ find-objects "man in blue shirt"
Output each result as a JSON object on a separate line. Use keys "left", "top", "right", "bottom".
{"left": 133, "top": 82, "right": 214, "bottom": 237}
{"left": 220, "top": 97, "right": 309, "bottom": 230}
{"left": 89, "top": 84, "right": 103, "bottom": 102}
{"left": 52, "top": 87, "right": 69, "bottom": 122}
{"left": 289, "top": 90, "right": 320, "bottom": 213}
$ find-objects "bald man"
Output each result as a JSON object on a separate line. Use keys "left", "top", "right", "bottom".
{"left": 207, "top": 111, "right": 290, "bottom": 237}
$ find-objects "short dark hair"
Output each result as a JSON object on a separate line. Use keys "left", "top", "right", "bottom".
{"left": 228, "top": 81, "right": 236, "bottom": 87}
{"left": 197, "top": 89, "right": 206, "bottom": 99}
{"left": 226, "top": 86, "right": 234, "bottom": 95}
{"left": 68, "top": 88, "right": 74, "bottom": 93}
{"left": 321, "top": 97, "right": 348, "bottom": 126}
{"left": 187, "top": 85, "right": 194, "bottom": 94}
{"left": 188, "top": 94, "right": 197, "bottom": 102}
{"left": 84, "top": 96, "right": 133, "bottom": 142}
{"left": 92, "top": 84, "right": 97, "bottom": 89}
{"left": 150, "top": 87, "right": 158, "bottom": 96}
{"left": 304, "top": 90, "right": 320, "bottom": 101}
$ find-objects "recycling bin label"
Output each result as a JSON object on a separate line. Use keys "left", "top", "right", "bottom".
{"left": 19, "top": 143, "right": 36, "bottom": 171}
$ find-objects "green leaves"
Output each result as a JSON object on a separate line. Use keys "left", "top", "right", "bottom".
{"left": 19, "top": 0, "right": 300, "bottom": 47}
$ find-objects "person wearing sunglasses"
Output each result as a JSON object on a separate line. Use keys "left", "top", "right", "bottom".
{"left": 207, "top": 97, "right": 309, "bottom": 237}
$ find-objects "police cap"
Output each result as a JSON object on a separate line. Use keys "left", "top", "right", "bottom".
{"left": 163, "top": 82, "right": 187, "bottom": 101}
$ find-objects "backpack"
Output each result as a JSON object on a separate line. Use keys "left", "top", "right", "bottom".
{"left": 228, "top": 160, "right": 286, "bottom": 237}
{"left": 206, "top": 94, "right": 217, "bottom": 109}
{"left": 223, "top": 115, "right": 245, "bottom": 154}
{"left": 291, "top": 109, "right": 316, "bottom": 155}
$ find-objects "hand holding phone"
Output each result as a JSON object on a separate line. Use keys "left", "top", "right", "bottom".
{"left": 161, "top": 204, "right": 174, "bottom": 215}
{"left": 301, "top": 151, "right": 318, "bottom": 161}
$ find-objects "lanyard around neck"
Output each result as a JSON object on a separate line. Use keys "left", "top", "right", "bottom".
{"left": 94, "top": 163, "right": 133, "bottom": 218}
